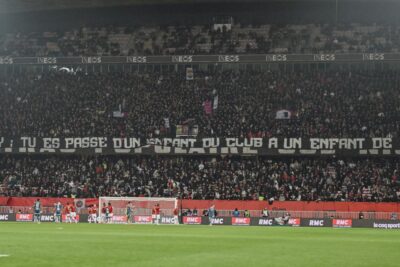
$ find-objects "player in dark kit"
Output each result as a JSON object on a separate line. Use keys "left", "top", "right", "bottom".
{"left": 54, "top": 202, "right": 62, "bottom": 223}
{"left": 33, "top": 199, "right": 41, "bottom": 224}
{"left": 126, "top": 202, "right": 134, "bottom": 224}
{"left": 101, "top": 203, "right": 107, "bottom": 223}
{"left": 106, "top": 203, "right": 113, "bottom": 223}
{"left": 208, "top": 205, "right": 216, "bottom": 226}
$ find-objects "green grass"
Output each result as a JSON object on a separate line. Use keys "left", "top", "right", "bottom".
{"left": 0, "top": 223, "right": 400, "bottom": 267}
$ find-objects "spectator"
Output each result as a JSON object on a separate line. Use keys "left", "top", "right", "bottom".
{"left": 192, "top": 208, "right": 198, "bottom": 216}
{"left": 244, "top": 210, "right": 250, "bottom": 218}
{"left": 0, "top": 155, "right": 399, "bottom": 202}
{"left": 232, "top": 208, "right": 240, "bottom": 217}
{"left": 262, "top": 208, "right": 269, "bottom": 218}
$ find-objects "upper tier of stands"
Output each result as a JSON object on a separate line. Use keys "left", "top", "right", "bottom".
{"left": 1, "top": 70, "right": 399, "bottom": 139}
{"left": 1, "top": 23, "right": 398, "bottom": 56}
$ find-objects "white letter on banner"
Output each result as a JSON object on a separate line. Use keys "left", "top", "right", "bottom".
{"left": 44, "top": 138, "right": 60, "bottom": 149}
{"left": 53, "top": 138, "right": 60, "bottom": 148}
{"left": 253, "top": 138, "right": 263, "bottom": 147}
{"left": 310, "top": 138, "right": 319, "bottom": 149}
{"left": 202, "top": 138, "right": 219, "bottom": 147}
{"left": 329, "top": 138, "right": 338, "bottom": 149}
{"left": 383, "top": 138, "right": 392, "bottom": 148}
{"left": 99, "top": 137, "right": 107, "bottom": 148}
{"left": 372, "top": 138, "right": 382, "bottom": 148}
{"left": 283, "top": 138, "right": 301, "bottom": 149}
{"left": 293, "top": 138, "right": 301, "bottom": 148}
{"left": 355, "top": 138, "right": 364, "bottom": 149}
{"left": 163, "top": 138, "right": 172, "bottom": 147}
{"left": 74, "top": 138, "right": 82, "bottom": 148}
{"left": 187, "top": 139, "right": 196, "bottom": 147}
{"left": 21, "top": 137, "right": 29, "bottom": 147}
{"left": 226, "top": 138, "right": 236, "bottom": 147}
{"left": 113, "top": 138, "right": 122, "bottom": 148}
{"left": 283, "top": 138, "right": 292, "bottom": 149}
{"left": 43, "top": 138, "right": 52, "bottom": 148}
{"left": 268, "top": 138, "right": 278, "bottom": 149}
{"left": 81, "top": 137, "right": 89, "bottom": 148}
{"left": 65, "top": 138, "right": 73, "bottom": 149}
{"left": 339, "top": 139, "right": 348, "bottom": 149}
{"left": 123, "top": 138, "right": 140, "bottom": 148}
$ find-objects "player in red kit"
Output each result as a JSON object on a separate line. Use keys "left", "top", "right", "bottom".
{"left": 173, "top": 207, "right": 179, "bottom": 225}
{"left": 107, "top": 203, "right": 113, "bottom": 224}
{"left": 152, "top": 203, "right": 161, "bottom": 225}
{"left": 70, "top": 204, "right": 77, "bottom": 223}
{"left": 92, "top": 204, "right": 98, "bottom": 223}
{"left": 64, "top": 202, "right": 72, "bottom": 223}
{"left": 88, "top": 205, "right": 94, "bottom": 223}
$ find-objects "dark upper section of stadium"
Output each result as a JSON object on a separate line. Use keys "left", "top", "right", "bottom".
{"left": 1, "top": 0, "right": 400, "bottom": 34}
{"left": 1, "top": 0, "right": 397, "bottom": 14}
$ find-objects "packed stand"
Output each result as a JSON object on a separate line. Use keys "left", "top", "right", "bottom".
{"left": 1, "top": 70, "right": 400, "bottom": 138}
{"left": 0, "top": 156, "right": 399, "bottom": 202}
{"left": 1, "top": 23, "right": 399, "bottom": 56}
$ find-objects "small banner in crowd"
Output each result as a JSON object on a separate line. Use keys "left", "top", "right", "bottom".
{"left": 186, "top": 67, "right": 194, "bottom": 80}
{"left": 203, "top": 100, "right": 212, "bottom": 115}
{"left": 276, "top": 109, "right": 291, "bottom": 119}
{"left": 213, "top": 95, "right": 218, "bottom": 110}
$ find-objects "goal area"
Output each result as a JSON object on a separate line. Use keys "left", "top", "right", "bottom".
{"left": 98, "top": 197, "right": 178, "bottom": 224}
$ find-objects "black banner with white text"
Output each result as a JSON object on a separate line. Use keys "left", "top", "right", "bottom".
{"left": 0, "top": 53, "right": 394, "bottom": 65}
{"left": 0, "top": 137, "right": 399, "bottom": 156}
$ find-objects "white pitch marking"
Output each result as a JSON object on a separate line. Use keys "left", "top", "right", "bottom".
{"left": 0, "top": 254, "right": 10, "bottom": 257}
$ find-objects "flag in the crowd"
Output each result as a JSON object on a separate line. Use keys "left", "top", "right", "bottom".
{"left": 186, "top": 67, "right": 194, "bottom": 80}
{"left": 113, "top": 111, "right": 124, "bottom": 118}
{"left": 113, "top": 111, "right": 127, "bottom": 118}
{"left": 164, "top": 118, "right": 170, "bottom": 128}
{"left": 203, "top": 100, "right": 212, "bottom": 115}
{"left": 276, "top": 109, "right": 291, "bottom": 119}
{"left": 113, "top": 104, "right": 127, "bottom": 118}
{"left": 213, "top": 95, "right": 218, "bottom": 110}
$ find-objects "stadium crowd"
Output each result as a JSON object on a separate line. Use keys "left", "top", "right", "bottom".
{"left": 1, "top": 70, "right": 399, "bottom": 139}
{"left": 0, "top": 156, "right": 399, "bottom": 202}
{"left": 0, "top": 23, "right": 399, "bottom": 56}
{"left": 1, "top": 18, "right": 400, "bottom": 204}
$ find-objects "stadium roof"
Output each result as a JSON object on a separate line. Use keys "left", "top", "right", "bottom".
{"left": 0, "top": 0, "right": 397, "bottom": 14}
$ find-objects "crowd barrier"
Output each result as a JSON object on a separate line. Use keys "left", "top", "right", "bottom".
{"left": 1, "top": 207, "right": 398, "bottom": 220}
{"left": 0, "top": 213, "right": 399, "bottom": 229}
{"left": 2, "top": 197, "right": 400, "bottom": 213}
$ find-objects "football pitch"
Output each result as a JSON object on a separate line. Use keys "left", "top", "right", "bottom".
{"left": 1, "top": 223, "right": 400, "bottom": 267}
